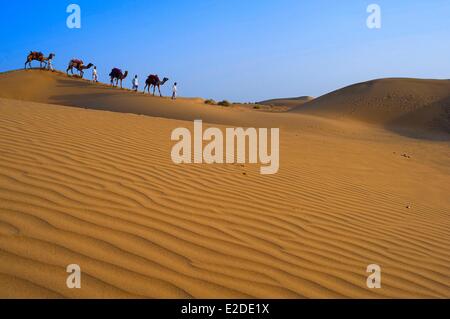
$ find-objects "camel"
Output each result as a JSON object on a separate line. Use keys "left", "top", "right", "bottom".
{"left": 143, "top": 75, "right": 169, "bottom": 97}
{"left": 66, "top": 59, "right": 94, "bottom": 78}
{"left": 25, "top": 52, "right": 55, "bottom": 69}
{"left": 109, "top": 68, "right": 128, "bottom": 88}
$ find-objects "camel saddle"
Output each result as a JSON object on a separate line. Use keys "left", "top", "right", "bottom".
{"left": 149, "top": 74, "right": 160, "bottom": 82}
{"left": 31, "top": 51, "right": 44, "bottom": 58}
{"left": 112, "top": 68, "right": 122, "bottom": 74}
{"left": 72, "top": 59, "right": 84, "bottom": 66}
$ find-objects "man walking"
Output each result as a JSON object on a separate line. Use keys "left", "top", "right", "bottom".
{"left": 47, "top": 54, "right": 54, "bottom": 71}
{"left": 172, "top": 82, "right": 177, "bottom": 100}
{"left": 132, "top": 75, "right": 139, "bottom": 91}
{"left": 92, "top": 66, "right": 98, "bottom": 82}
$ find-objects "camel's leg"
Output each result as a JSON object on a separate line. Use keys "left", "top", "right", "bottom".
{"left": 153, "top": 85, "right": 156, "bottom": 96}
{"left": 158, "top": 85, "right": 162, "bottom": 97}
{"left": 143, "top": 85, "right": 147, "bottom": 94}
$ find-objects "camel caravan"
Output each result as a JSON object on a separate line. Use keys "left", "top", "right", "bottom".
{"left": 24, "top": 51, "right": 173, "bottom": 98}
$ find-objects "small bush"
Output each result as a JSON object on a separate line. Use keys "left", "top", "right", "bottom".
{"left": 204, "top": 99, "right": 217, "bottom": 105}
{"left": 253, "top": 105, "right": 261, "bottom": 109}
{"left": 218, "top": 100, "right": 232, "bottom": 107}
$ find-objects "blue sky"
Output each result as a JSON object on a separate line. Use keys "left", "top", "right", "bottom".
{"left": 1, "top": 0, "right": 450, "bottom": 101}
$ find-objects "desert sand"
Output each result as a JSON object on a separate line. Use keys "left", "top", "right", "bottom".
{"left": 0, "top": 69, "right": 449, "bottom": 298}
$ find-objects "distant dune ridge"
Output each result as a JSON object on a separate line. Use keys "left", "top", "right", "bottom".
{"left": 0, "top": 69, "right": 449, "bottom": 298}
{"left": 259, "top": 96, "right": 314, "bottom": 108}
{"left": 291, "top": 78, "right": 450, "bottom": 137}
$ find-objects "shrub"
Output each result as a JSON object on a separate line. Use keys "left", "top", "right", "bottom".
{"left": 218, "top": 100, "right": 232, "bottom": 107}
{"left": 204, "top": 99, "right": 217, "bottom": 105}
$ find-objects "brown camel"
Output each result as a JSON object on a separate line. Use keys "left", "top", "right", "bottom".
{"left": 143, "top": 75, "right": 169, "bottom": 97}
{"left": 109, "top": 68, "right": 128, "bottom": 88}
{"left": 25, "top": 52, "right": 55, "bottom": 69}
{"left": 66, "top": 59, "right": 94, "bottom": 78}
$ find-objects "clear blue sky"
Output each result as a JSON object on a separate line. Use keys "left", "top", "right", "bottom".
{"left": 1, "top": 0, "right": 450, "bottom": 101}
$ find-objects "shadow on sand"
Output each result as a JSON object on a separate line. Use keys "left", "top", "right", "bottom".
{"left": 384, "top": 96, "right": 450, "bottom": 141}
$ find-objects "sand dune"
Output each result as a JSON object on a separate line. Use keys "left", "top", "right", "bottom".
{"left": 259, "top": 96, "right": 314, "bottom": 109}
{"left": 292, "top": 78, "right": 450, "bottom": 138}
{"left": 0, "top": 70, "right": 449, "bottom": 298}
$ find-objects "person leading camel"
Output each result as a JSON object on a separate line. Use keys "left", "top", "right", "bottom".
{"left": 46, "top": 53, "right": 55, "bottom": 71}
{"left": 92, "top": 66, "right": 98, "bottom": 82}
{"left": 172, "top": 82, "right": 177, "bottom": 100}
{"left": 132, "top": 75, "right": 139, "bottom": 92}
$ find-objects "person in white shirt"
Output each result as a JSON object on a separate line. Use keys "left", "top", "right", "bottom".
{"left": 92, "top": 66, "right": 98, "bottom": 82}
{"left": 132, "top": 75, "right": 139, "bottom": 91}
{"left": 172, "top": 82, "right": 177, "bottom": 100}
{"left": 47, "top": 54, "right": 54, "bottom": 71}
